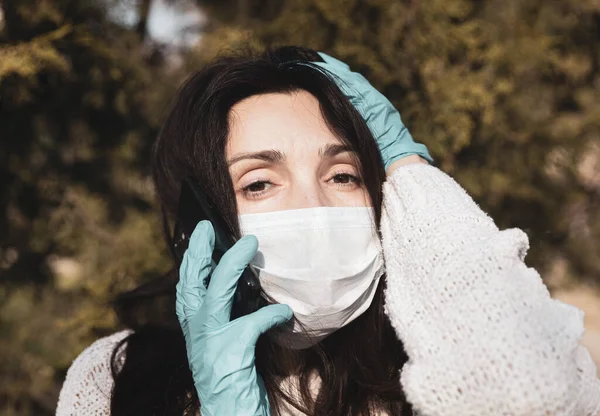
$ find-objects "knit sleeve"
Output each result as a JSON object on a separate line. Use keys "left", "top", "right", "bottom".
{"left": 56, "top": 330, "right": 131, "bottom": 416}
{"left": 380, "top": 164, "right": 600, "bottom": 416}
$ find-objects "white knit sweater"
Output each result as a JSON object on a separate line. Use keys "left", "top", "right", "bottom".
{"left": 56, "top": 165, "right": 600, "bottom": 415}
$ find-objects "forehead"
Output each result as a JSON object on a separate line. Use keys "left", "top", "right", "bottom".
{"left": 226, "top": 91, "right": 341, "bottom": 155}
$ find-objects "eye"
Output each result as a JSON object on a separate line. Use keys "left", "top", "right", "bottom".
{"left": 328, "top": 172, "right": 362, "bottom": 187}
{"left": 241, "top": 180, "right": 272, "bottom": 198}
{"left": 332, "top": 173, "right": 357, "bottom": 184}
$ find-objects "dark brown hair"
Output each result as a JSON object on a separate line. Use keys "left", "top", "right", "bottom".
{"left": 110, "top": 46, "right": 411, "bottom": 415}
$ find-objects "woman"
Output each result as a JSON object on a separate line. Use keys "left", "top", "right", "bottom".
{"left": 56, "top": 46, "right": 600, "bottom": 415}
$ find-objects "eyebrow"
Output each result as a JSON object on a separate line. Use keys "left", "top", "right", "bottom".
{"left": 227, "top": 149, "right": 285, "bottom": 166}
{"left": 319, "top": 143, "right": 354, "bottom": 158}
{"left": 227, "top": 143, "right": 354, "bottom": 167}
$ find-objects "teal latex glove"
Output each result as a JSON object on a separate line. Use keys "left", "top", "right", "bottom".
{"left": 313, "top": 52, "right": 433, "bottom": 171}
{"left": 176, "top": 221, "right": 292, "bottom": 416}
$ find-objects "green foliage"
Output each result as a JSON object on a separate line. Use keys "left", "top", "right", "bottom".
{"left": 0, "top": 1, "right": 175, "bottom": 414}
{"left": 1, "top": 0, "right": 599, "bottom": 414}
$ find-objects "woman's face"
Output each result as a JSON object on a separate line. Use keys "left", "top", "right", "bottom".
{"left": 226, "top": 91, "right": 370, "bottom": 214}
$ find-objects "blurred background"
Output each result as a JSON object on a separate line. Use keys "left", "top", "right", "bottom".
{"left": 1, "top": 0, "right": 600, "bottom": 414}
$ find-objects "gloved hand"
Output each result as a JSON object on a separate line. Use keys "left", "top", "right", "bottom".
{"left": 313, "top": 52, "right": 433, "bottom": 171}
{"left": 176, "top": 221, "right": 292, "bottom": 416}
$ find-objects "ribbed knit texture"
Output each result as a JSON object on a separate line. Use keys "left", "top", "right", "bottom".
{"left": 56, "top": 165, "right": 600, "bottom": 415}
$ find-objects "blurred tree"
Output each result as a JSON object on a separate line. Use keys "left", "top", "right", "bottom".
{"left": 136, "top": 0, "right": 153, "bottom": 38}
{"left": 190, "top": 0, "right": 600, "bottom": 288}
{"left": 0, "top": 0, "right": 175, "bottom": 414}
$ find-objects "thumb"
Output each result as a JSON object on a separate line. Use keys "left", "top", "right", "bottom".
{"left": 239, "top": 304, "right": 293, "bottom": 346}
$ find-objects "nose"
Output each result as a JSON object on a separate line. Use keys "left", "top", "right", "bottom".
{"left": 286, "top": 179, "right": 332, "bottom": 210}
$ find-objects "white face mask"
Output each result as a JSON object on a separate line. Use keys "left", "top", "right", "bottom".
{"left": 239, "top": 206, "right": 384, "bottom": 349}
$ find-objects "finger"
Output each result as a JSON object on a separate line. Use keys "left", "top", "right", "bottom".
{"left": 317, "top": 52, "right": 350, "bottom": 70}
{"left": 188, "top": 220, "right": 215, "bottom": 261}
{"left": 203, "top": 235, "right": 258, "bottom": 324}
{"left": 238, "top": 304, "right": 293, "bottom": 346}
{"left": 175, "top": 221, "right": 214, "bottom": 324}
{"left": 312, "top": 62, "right": 360, "bottom": 102}
{"left": 184, "top": 220, "right": 215, "bottom": 306}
